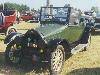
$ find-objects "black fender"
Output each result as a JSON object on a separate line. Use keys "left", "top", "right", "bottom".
{"left": 79, "top": 24, "right": 92, "bottom": 44}
{"left": 4, "top": 32, "right": 22, "bottom": 45}
{"left": 22, "top": 29, "right": 45, "bottom": 48}
{"left": 47, "top": 39, "right": 71, "bottom": 57}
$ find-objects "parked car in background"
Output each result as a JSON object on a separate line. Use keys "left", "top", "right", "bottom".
{"left": 4, "top": 7, "right": 92, "bottom": 75}
{"left": 21, "top": 12, "right": 33, "bottom": 22}
{"left": 80, "top": 11, "right": 93, "bottom": 23}
{"left": 21, "top": 11, "right": 39, "bottom": 23}
{"left": 0, "top": 10, "right": 17, "bottom": 35}
{"left": 93, "top": 11, "right": 100, "bottom": 32}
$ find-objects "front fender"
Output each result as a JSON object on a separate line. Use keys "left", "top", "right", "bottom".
{"left": 47, "top": 39, "right": 71, "bottom": 54}
{"left": 47, "top": 39, "right": 62, "bottom": 49}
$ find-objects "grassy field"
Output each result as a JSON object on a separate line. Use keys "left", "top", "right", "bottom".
{"left": 14, "top": 21, "right": 39, "bottom": 30}
{"left": 62, "top": 35, "right": 100, "bottom": 75}
{"left": 13, "top": 21, "right": 39, "bottom": 34}
{"left": 0, "top": 35, "right": 100, "bottom": 75}
{"left": 0, "top": 22, "right": 100, "bottom": 75}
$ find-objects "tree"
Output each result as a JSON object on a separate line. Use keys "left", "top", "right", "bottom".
{"left": 0, "top": 2, "right": 30, "bottom": 12}
{"left": 0, "top": 4, "right": 3, "bottom": 10}
{"left": 31, "top": 8, "right": 35, "bottom": 12}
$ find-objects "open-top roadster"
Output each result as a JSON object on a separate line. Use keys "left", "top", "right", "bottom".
{"left": 4, "top": 7, "right": 92, "bottom": 75}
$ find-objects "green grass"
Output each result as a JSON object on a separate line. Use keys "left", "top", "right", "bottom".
{"left": 0, "top": 52, "right": 25, "bottom": 75}
{"left": 0, "top": 35, "right": 5, "bottom": 41}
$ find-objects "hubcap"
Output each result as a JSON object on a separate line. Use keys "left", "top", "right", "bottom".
{"left": 8, "top": 44, "right": 21, "bottom": 63}
{"left": 51, "top": 45, "right": 64, "bottom": 72}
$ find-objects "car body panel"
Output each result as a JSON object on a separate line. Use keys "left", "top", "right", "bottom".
{"left": 36, "top": 24, "right": 85, "bottom": 43}
{"left": 0, "top": 10, "right": 16, "bottom": 33}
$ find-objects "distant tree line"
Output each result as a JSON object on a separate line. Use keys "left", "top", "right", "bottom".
{"left": 0, "top": 2, "right": 30, "bottom": 12}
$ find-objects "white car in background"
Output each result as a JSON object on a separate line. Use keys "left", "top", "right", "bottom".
{"left": 94, "top": 12, "right": 100, "bottom": 31}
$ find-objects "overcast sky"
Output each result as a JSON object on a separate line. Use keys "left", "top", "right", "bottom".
{"left": 0, "top": 0, "right": 99, "bottom": 11}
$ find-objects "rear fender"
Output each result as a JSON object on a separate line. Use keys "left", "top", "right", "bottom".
{"left": 4, "top": 32, "right": 22, "bottom": 45}
{"left": 6, "top": 26, "right": 17, "bottom": 36}
{"left": 79, "top": 25, "right": 91, "bottom": 44}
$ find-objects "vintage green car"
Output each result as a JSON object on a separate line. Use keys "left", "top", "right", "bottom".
{"left": 4, "top": 7, "right": 91, "bottom": 75}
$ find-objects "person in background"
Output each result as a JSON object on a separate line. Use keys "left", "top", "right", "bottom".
{"left": 16, "top": 10, "right": 20, "bottom": 24}
{"left": 0, "top": 12, "right": 4, "bottom": 25}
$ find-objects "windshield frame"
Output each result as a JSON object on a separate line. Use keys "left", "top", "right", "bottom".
{"left": 40, "top": 7, "right": 71, "bottom": 25}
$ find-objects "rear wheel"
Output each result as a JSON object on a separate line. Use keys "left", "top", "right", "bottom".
{"left": 5, "top": 43, "right": 22, "bottom": 65}
{"left": 50, "top": 45, "right": 65, "bottom": 75}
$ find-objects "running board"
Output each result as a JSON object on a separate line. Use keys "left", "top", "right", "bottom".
{"left": 71, "top": 44, "right": 88, "bottom": 54}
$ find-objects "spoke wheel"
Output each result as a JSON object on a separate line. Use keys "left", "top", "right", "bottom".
{"left": 50, "top": 45, "right": 65, "bottom": 75}
{"left": 5, "top": 44, "right": 22, "bottom": 65}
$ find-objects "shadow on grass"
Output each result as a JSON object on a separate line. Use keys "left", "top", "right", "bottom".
{"left": 0, "top": 52, "right": 50, "bottom": 75}
{"left": 18, "top": 58, "right": 49, "bottom": 75}
{"left": 67, "top": 68, "right": 100, "bottom": 75}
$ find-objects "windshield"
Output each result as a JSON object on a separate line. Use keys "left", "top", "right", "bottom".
{"left": 40, "top": 7, "right": 71, "bottom": 24}
{"left": 36, "top": 24, "right": 67, "bottom": 38}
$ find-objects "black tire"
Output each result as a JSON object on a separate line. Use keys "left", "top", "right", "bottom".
{"left": 5, "top": 42, "right": 22, "bottom": 66}
{"left": 49, "top": 45, "right": 65, "bottom": 75}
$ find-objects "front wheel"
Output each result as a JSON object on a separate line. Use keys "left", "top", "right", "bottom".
{"left": 49, "top": 45, "right": 65, "bottom": 75}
